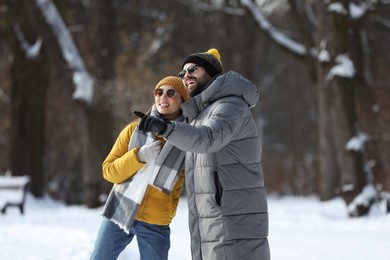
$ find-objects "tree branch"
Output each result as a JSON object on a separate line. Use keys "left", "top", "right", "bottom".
{"left": 240, "top": 0, "right": 307, "bottom": 57}
{"left": 34, "top": 0, "right": 94, "bottom": 104}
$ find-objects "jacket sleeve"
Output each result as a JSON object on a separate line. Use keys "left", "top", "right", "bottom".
{"left": 102, "top": 122, "right": 145, "bottom": 184}
{"left": 167, "top": 98, "right": 247, "bottom": 153}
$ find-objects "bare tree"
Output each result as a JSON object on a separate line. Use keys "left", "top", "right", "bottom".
{"left": 240, "top": 0, "right": 389, "bottom": 215}
{"left": 4, "top": 0, "right": 49, "bottom": 196}
{"left": 1, "top": 0, "right": 388, "bottom": 214}
{"left": 3, "top": 0, "right": 94, "bottom": 203}
{"left": 83, "top": 0, "right": 118, "bottom": 208}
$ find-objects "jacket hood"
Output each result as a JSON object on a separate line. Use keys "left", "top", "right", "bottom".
{"left": 181, "top": 71, "right": 259, "bottom": 121}
{"left": 198, "top": 71, "right": 258, "bottom": 109}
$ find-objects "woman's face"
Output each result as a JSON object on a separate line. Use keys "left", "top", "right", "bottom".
{"left": 154, "top": 85, "right": 183, "bottom": 120}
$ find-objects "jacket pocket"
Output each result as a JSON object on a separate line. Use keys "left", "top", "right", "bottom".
{"left": 214, "top": 171, "right": 223, "bottom": 206}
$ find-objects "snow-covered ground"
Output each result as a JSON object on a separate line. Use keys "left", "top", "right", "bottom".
{"left": 1, "top": 194, "right": 389, "bottom": 260}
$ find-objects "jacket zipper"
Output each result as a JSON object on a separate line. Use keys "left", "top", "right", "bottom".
{"left": 214, "top": 171, "right": 223, "bottom": 206}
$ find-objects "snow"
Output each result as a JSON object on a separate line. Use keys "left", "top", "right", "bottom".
{"left": 318, "top": 49, "right": 330, "bottom": 62}
{"left": 346, "top": 132, "right": 368, "bottom": 152}
{"left": 327, "top": 1, "right": 370, "bottom": 20}
{"left": 13, "top": 24, "right": 43, "bottom": 59}
{"left": 327, "top": 54, "right": 356, "bottom": 80}
{"left": 328, "top": 3, "right": 348, "bottom": 15}
{"left": 0, "top": 176, "right": 29, "bottom": 205}
{"left": 240, "top": 0, "right": 306, "bottom": 55}
{"left": 348, "top": 184, "right": 377, "bottom": 209}
{"left": 350, "top": 2, "right": 366, "bottom": 19}
{"left": 1, "top": 194, "right": 389, "bottom": 260}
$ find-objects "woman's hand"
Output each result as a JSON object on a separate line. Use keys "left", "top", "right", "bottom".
{"left": 137, "top": 140, "right": 162, "bottom": 163}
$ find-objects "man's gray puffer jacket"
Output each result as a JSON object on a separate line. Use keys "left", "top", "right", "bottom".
{"left": 166, "top": 71, "right": 270, "bottom": 260}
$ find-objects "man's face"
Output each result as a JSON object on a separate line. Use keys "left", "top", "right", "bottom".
{"left": 181, "top": 63, "right": 211, "bottom": 98}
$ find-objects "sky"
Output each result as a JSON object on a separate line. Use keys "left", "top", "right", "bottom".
{"left": 1, "top": 192, "right": 389, "bottom": 260}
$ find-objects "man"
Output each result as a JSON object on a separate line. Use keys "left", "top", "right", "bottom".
{"left": 135, "top": 48, "right": 270, "bottom": 260}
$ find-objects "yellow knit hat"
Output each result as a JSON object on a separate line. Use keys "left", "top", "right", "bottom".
{"left": 181, "top": 48, "right": 223, "bottom": 77}
{"left": 155, "top": 76, "right": 189, "bottom": 101}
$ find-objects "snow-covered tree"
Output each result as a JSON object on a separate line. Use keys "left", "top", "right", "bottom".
{"left": 239, "top": 0, "right": 389, "bottom": 215}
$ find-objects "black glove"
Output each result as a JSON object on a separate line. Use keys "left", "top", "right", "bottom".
{"left": 133, "top": 110, "right": 169, "bottom": 135}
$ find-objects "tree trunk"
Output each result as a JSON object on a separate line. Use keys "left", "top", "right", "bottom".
{"left": 8, "top": 0, "right": 49, "bottom": 197}
{"left": 316, "top": 78, "right": 340, "bottom": 200}
{"left": 83, "top": 0, "right": 118, "bottom": 208}
{"left": 326, "top": 0, "right": 366, "bottom": 211}
{"left": 331, "top": 77, "right": 365, "bottom": 205}
{"left": 297, "top": 0, "right": 341, "bottom": 200}
{"left": 309, "top": 0, "right": 366, "bottom": 206}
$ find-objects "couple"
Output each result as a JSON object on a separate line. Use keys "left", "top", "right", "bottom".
{"left": 91, "top": 49, "right": 270, "bottom": 260}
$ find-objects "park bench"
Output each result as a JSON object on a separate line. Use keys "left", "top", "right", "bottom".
{"left": 0, "top": 175, "right": 30, "bottom": 215}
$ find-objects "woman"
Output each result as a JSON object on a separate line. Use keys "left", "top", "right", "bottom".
{"left": 91, "top": 76, "right": 189, "bottom": 260}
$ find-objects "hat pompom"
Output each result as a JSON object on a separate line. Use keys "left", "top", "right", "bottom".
{"left": 207, "top": 48, "right": 220, "bottom": 60}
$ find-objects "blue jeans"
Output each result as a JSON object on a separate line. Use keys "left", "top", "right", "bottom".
{"left": 91, "top": 219, "right": 170, "bottom": 260}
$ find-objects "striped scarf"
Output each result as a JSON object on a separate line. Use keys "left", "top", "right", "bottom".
{"left": 102, "top": 108, "right": 185, "bottom": 234}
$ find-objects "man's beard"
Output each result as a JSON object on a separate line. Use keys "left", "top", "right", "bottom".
{"left": 188, "top": 73, "right": 211, "bottom": 97}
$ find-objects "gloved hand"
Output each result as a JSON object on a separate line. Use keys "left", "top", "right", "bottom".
{"left": 137, "top": 140, "right": 162, "bottom": 163}
{"left": 133, "top": 111, "right": 170, "bottom": 135}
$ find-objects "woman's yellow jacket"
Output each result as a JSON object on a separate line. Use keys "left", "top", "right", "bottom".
{"left": 102, "top": 121, "right": 184, "bottom": 226}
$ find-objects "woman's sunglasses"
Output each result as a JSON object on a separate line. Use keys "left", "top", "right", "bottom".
{"left": 153, "top": 88, "right": 177, "bottom": 98}
{"left": 178, "top": 65, "right": 198, "bottom": 79}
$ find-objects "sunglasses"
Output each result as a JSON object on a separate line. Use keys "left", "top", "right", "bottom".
{"left": 153, "top": 88, "right": 177, "bottom": 98}
{"left": 178, "top": 65, "right": 198, "bottom": 79}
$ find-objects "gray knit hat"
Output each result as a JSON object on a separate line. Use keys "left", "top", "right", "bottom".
{"left": 181, "top": 48, "right": 223, "bottom": 77}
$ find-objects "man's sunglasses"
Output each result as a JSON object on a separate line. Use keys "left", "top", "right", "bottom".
{"left": 178, "top": 66, "right": 198, "bottom": 79}
{"left": 153, "top": 88, "right": 177, "bottom": 98}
